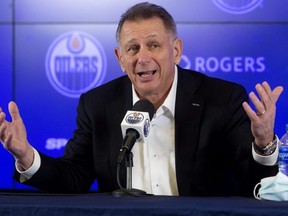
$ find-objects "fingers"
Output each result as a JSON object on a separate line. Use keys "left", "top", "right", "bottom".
{"left": 0, "top": 101, "right": 21, "bottom": 145}
{"left": 0, "top": 105, "right": 10, "bottom": 143}
{"left": 0, "top": 107, "right": 5, "bottom": 123}
{"left": 248, "top": 91, "right": 266, "bottom": 115}
{"left": 242, "top": 101, "right": 257, "bottom": 121}
{"left": 243, "top": 82, "right": 283, "bottom": 142}
{"left": 261, "top": 82, "right": 283, "bottom": 107}
{"left": 257, "top": 82, "right": 270, "bottom": 110}
{"left": 8, "top": 101, "right": 21, "bottom": 122}
{"left": 0, "top": 106, "right": 6, "bottom": 139}
{"left": 243, "top": 82, "right": 283, "bottom": 121}
{"left": 251, "top": 82, "right": 283, "bottom": 113}
{"left": 271, "top": 86, "right": 284, "bottom": 104}
{"left": 262, "top": 81, "right": 283, "bottom": 103}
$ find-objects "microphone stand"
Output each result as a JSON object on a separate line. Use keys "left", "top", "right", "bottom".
{"left": 113, "top": 151, "right": 147, "bottom": 197}
{"left": 126, "top": 151, "right": 134, "bottom": 190}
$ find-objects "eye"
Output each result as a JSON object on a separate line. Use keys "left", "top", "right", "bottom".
{"left": 150, "top": 43, "right": 160, "bottom": 49}
{"left": 127, "top": 45, "right": 140, "bottom": 54}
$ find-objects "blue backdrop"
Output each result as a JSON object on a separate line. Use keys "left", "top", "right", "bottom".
{"left": 0, "top": 0, "right": 287, "bottom": 190}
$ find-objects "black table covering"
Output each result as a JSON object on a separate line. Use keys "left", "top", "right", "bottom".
{"left": 1, "top": 192, "right": 288, "bottom": 216}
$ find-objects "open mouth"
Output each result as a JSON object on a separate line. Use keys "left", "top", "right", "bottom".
{"left": 137, "top": 70, "right": 156, "bottom": 78}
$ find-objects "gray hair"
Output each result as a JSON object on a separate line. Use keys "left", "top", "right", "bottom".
{"left": 116, "top": 2, "right": 177, "bottom": 44}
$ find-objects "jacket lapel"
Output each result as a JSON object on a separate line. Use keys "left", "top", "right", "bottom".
{"left": 175, "top": 67, "right": 204, "bottom": 195}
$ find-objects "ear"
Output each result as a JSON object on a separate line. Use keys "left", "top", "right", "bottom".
{"left": 114, "top": 48, "right": 126, "bottom": 72}
{"left": 173, "top": 38, "right": 183, "bottom": 65}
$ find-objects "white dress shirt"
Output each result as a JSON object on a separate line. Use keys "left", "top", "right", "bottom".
{"left": 131, "top": 65, "right": 179, "bottom": 195}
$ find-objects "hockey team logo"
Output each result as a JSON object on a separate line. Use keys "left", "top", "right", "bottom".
{"left": 126, "top": 112, "right": 144, "bottom": 124}
{"left": 212, "top": 0, "right": 264, "bottom": 14}
{"left": 45, "top": 31, "right": 107, "bottom": 98}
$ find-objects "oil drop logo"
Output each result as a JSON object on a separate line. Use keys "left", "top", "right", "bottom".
{"left": 45, "top": 31, "right": 107, "bottom": 98}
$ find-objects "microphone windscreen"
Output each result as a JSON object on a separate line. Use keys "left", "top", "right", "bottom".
{"left": 132, "top": 100, "right": 154, "bottom": 120}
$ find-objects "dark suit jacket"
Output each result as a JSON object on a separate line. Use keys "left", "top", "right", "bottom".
{"left": 16, "top": 66, "right": 278, "bottom": 196}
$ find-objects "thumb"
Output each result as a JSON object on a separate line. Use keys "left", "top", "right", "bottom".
{"left": 8, "top": 101, "right": 21, "bottom": 122}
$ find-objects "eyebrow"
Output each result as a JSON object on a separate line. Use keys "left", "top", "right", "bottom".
{"left": 125, "top": 34, "right": 159, "bottom": 45}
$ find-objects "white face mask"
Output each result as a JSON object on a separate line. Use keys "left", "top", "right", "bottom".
{"left": 254, "top": 172, "right": 288, "bottom": 201}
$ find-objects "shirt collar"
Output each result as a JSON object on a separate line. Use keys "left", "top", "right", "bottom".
{"left": 132, "top": 65, "right": 178, "bottom": 117}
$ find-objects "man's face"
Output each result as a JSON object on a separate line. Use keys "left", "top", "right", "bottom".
{"left": 115, "top": 17, "right": 182, "bottom": 100}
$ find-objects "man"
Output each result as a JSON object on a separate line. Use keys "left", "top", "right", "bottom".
{"left": 0, "top": 2, "right": 284, "bottom": 196}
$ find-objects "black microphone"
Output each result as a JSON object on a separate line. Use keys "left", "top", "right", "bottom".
{"left": 117, "top": 99, "right": 154, "bottom": 164}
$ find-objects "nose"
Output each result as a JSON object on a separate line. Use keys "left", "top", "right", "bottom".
{"left": 136, "top": 47, "right": 151, "bottom": 64}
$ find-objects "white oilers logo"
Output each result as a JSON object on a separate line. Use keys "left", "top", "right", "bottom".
{"left": 212, "top": 0, "right": 263, "bottom": 14}
{"left": 45, "top": 31, "right": 107, "bottom": 98}
{"left": 126, "top": 112, "right": 144, "bottom": 124}
{"left": 126, "top": 112, "right": 150, "bottom": 137}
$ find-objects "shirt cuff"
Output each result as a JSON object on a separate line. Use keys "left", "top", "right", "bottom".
{"left": 15, "top": 147, "right": 41, "bottom": 182}
{"left": 252, "top": 136, "right": 279, "bottom": 166}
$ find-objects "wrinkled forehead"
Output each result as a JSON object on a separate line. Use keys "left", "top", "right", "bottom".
{"left": 117, "top": 17, "right": 174, "bottom": 44}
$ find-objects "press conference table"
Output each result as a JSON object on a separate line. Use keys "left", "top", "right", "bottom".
{"left": 1, "top": 191, "right": 288, "bottom": 216}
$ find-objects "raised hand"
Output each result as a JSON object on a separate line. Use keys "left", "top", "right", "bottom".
{"left": 242, "top": 81, "right": 284, "bottom": 148}
{"left": 0, "top": 101, "right": 34, "bottom": 170}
